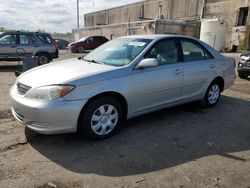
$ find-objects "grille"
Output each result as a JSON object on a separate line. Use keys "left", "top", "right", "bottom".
{"left": 245, "top": 63, "right": 250, "bottom": 67}
{"left": 17, "top": 82, "right": 31, "bottom": 95}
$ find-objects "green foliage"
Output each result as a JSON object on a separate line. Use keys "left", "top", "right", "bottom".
{"left": 0, "top": 27, "right": 72, "bottom": 37}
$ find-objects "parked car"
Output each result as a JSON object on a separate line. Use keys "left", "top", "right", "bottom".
{"left": 68, "top": 36, "right": 108, "bottom": 53}
{"left": 54, "top": 39, "right": 69, "bottom": 50}
{"left": 237, "top": 52, "right": 250, "bottom": 79}
{"left": 10, "top": 35, "right": 236, "bottom": 140}
{"left": 0, "top": 31, "right": 58, "bottom": 65}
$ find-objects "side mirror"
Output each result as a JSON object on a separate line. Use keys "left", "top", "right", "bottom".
{"left": 137, "top": 58, "right": 158, "bottom": 69}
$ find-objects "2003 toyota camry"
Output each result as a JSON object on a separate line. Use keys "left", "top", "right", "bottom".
{"left": 10, "top": 35, "right": 236, "bottom": 139}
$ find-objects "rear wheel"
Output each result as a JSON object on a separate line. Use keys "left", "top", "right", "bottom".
{"left": 78, "top": 97, "right": 123, "bottom": 140}
{"left": 38, "top": 53, "right": 51, "bottom": 65}
{"left": 202, "top": 82, "right": 221, "bottom": 107}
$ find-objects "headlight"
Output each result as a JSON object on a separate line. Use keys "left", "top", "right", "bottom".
{"left": 241, "top": 55, "right": 250, "bottom": 61}
{"left": 24, "top": 85, "right": 75, "bottom": 100}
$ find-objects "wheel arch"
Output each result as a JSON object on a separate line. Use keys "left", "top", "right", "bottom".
{"left": 77, "top": 91, "right": 128, "bottom": 131}
{"left": 34, "top": 51, "right": 52, "bottom": 60}
{"left": 211, "top": 76, "right": 225, "bottom": 92}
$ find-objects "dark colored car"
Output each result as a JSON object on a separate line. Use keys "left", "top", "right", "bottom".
{"left": 68, "top": 36, "right": 108, "bottom": 53}
{"left": 237, "top": 52, "right": 250, "bottom": 79}
{"left": 0, "top": 31, "right": 58, "bottom": 65}
{"left": 55, "top": 39, "right": 69, "bottom": 50}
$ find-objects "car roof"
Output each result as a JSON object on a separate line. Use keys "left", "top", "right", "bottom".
{"left": 120, "top": 34, "right": 197, "bottom": 40}
{"left": 1, "top": 31, "right": 51, "bottom": 35}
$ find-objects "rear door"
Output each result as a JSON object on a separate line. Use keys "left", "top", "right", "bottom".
{"left": 16, "top": 34, "right": 37, "bottom": 56}
{"left": 180, "top": 39, "right": 216, "bottom": 101}
{"left": 0, "top": 34, "right": 17, "bottom": 59}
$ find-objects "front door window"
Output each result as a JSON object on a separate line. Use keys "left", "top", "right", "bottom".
{"left": 0, "top": 34, "right": 16, "bottom": 45}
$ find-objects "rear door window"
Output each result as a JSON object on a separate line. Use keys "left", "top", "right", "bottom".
{"left": 180, "top": 40, "right": 213, "bottom": 62}
{"left": 0, "top": 34, "right": 17, "bottom": 45}
{"left": 19, "top": 34, "right": 36, "bottom": 45}
{"left": 37, "top": 34, "right": 53, "bottom": 44}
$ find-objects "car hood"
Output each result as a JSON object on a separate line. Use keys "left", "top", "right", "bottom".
{"left": 17, "top": 59, "right": 117, "bottom": 88}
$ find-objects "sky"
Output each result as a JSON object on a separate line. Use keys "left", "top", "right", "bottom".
{"left": 0, "top": 0, "right": 141, "bottom": 33}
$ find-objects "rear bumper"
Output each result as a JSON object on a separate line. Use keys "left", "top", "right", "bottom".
{"left": 68, "top": 46, "right": 78, "bottom": 53}
{"left": 224, "top": 72, "right": 236, "bottom": 90}
{"left": 49, "top": 49, "right": 59, "bottom": 59}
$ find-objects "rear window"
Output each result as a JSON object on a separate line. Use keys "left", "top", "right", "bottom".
{"left": 37, "top": 34, "right": 53, "bottom": 44}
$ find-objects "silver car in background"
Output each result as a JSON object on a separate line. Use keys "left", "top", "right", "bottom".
{"left": 10, "top": 35, "right": 236, "bottom": 139}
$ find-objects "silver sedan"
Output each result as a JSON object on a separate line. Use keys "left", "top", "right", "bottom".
{"left": 10, "top": 35, "right": 236, "bottom": 139}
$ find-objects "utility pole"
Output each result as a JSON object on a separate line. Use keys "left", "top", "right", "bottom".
{"left": 77, "top": 0, "right": 80, "bottom": 28}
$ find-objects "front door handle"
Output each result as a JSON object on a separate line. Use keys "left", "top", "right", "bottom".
{"left": 174, "top": 69, "right": 183, "bottom": 75}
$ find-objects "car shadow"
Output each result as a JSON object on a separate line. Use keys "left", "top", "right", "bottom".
{"left": 0, "top": 64, "right": 20, "bottom": 72}
{"left": 26, "top": 95, "right": 250, "bottom": 177}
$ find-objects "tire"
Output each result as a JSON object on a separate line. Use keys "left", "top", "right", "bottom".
{"left": 78, "top": 97, "right": 124, "bottom": 140}
{"left": 202, "top": 82, "right": 221, "bottom": 107}
{"left": 78, "top": 46, "right": 85, "bottom": 53}
{"left": 38, "top": 53, "right": 51, "bottom": 65}
{"left": 238, "top": 72, "right": 249, "bottom": 79}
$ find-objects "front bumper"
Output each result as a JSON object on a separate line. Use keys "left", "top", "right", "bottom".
{"left": 68, "top": 46, "right": 78, "bottom": 53}
{"left": 237, "top": 67, "right": 250, "bottom": 75}
{"left": 10, "top": 86, "right": 87, "bottom": 134}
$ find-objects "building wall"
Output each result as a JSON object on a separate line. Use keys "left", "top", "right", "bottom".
{"left": 84, "top": 0, "right": 202, "bottom": 27}
{"left": 79, "top": 0, "right": 250, "bottom": 50}
{"left": 203, "top": 0, "right": 250, "bottom": 50}
{"left": 73, "top": 19, "right": 200, "bottom": 41}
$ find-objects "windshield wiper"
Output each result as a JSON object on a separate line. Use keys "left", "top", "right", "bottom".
{"left": 82, "top": 58, "right": 103, "bottom": 64}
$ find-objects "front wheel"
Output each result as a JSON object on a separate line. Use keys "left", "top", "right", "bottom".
{"left": 202, "top": 82, "right": 221, "bottom": 107}
{"left": 78, "top": 97, "right": 123, "bottom": 140}
{"left": 78, "top": 46, "right": 85, "bottom": 53}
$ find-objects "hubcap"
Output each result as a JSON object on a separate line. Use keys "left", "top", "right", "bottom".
{"left": 39, "top": 56, "right": 48, "bottom": 64}
{"left": 208, "top": 84, "right": 220, "bottom": 104}
{"left": 91, "top": 105, "right": 118, "bottom": 136}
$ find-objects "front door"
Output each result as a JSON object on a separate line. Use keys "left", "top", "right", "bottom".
{"left": 0, "top": 34, "right": 17, "bottom": 59}
{"left": 129, "top": 39, "right": 183, "bottom": 116}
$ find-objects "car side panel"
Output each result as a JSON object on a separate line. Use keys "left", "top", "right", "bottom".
{"left": 182, "top": 59, "right": 217, "bottom": 101}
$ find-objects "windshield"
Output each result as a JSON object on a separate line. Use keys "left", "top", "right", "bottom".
{"left": 79, "top": 37, "right": 86, "bottom": 41}
{"left": 83, "top": 38, "right": 152, "bottom": 66}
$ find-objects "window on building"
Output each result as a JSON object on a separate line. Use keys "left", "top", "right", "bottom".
{"left": 237, "top": 7, "right": 249, "bottom": 26}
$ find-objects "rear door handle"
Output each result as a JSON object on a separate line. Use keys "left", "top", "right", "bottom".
{"left": 174, "top": 69, "right": 183, "bottom": 75}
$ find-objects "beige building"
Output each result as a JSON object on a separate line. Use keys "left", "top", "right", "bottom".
{"left": 73, "top": 0, "right": 250, "bottom": 50}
